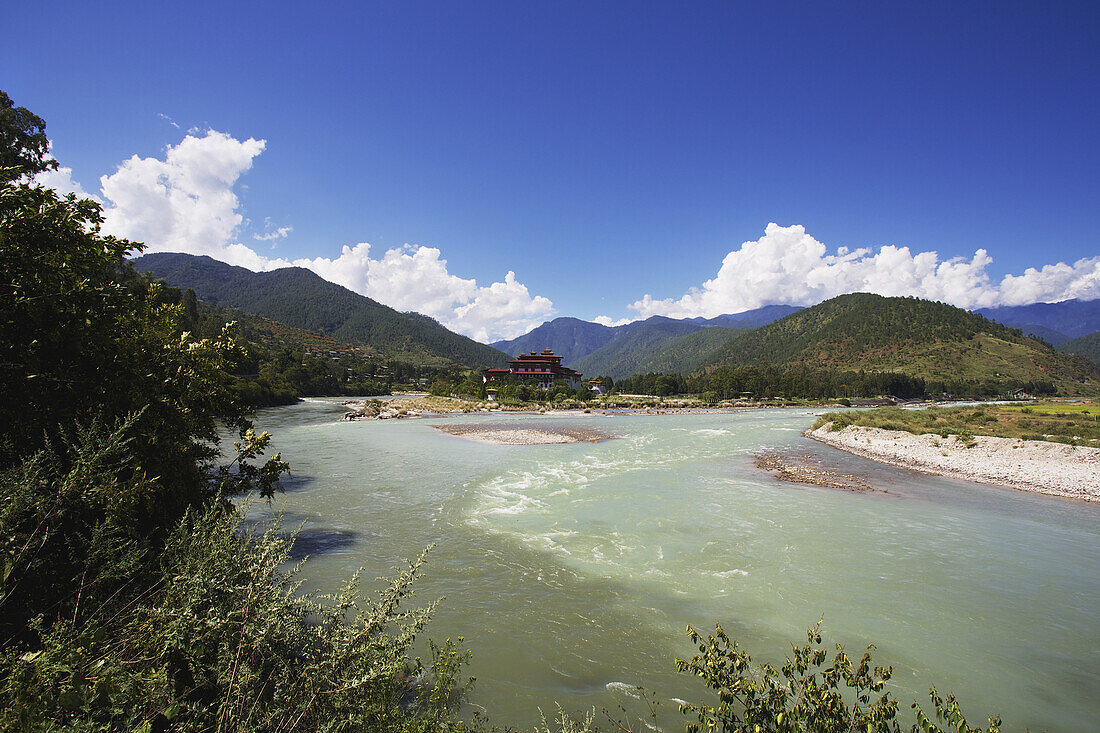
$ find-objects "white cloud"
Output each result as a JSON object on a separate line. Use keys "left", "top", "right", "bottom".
{"left": 291, "top": 244, "right": 554, "bottom": 342}
{"left": 34, "top": 164, "right": 102, "bottom": 203}
{"left": 630, "top": 223, "right": 1100, "bottom": 318}
{"left": 997, "top": 259, "right": 1100, "bottom": 306}
{"left": 98, "top": 130, "right": 267, "bottom": 269}
{"left": 78, "top": 130, "right": 553, "bottom": 341}
{"left": 253, "top": 225, "right": 292, "bottom": 241}
{"left": 32, "top": 145, "right": 102, "bottom": 202}
{"left": 80, "top": 128, "right": 1100, "bottom": 344}
{"left": 593, "top": 315, "right": 632, "bottom": 327}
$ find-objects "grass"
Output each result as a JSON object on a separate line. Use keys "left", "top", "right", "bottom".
{"left": 997, "top": 401, "right": 1098, "bottom": 415}
{"left": 812, "top": 401, "right": 1100, "bottom": 447}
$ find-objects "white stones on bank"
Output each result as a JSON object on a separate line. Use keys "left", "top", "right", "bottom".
{"left": 434, "top": 423, "right": 611, "bottom": 445}
{"left": 807, "top": 423, "right": 1100, "bottom": 501}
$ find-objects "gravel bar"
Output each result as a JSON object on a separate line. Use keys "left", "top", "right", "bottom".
{"left": 434, "top": 423, "right": 612, "bottom": 445}
{"left": 807, "top": 423, "right": 1100, "bottom": 501}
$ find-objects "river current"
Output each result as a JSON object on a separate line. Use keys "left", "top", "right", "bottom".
{"left": 246, "top": 398, "right": 1100, "bottom": 731}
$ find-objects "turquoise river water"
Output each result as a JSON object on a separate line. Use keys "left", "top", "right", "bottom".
{"left": 245, "top": 398, "right": 1100, "bottom": 731}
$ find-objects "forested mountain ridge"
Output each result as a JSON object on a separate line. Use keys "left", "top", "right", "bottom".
{"left": 133, "top": 252, "right": 509, "bottom": 367}
{"left": 491, "top": 305, "right": 801, "bottom": 376}
{"left": 1057, "top": 331, "right": 1100, "bottom": 366}
{"left": 489, "top": 317, "right": 616, "bottom": 362}
{"left": 166, "top": 295, "right": 451, "bottom": 404}
{"left": 623, "top": 326, "right": 749, "bottom": 377}
{"left": 573, "top": 316, "right": 704, "bottom": 378}
{"left": 700, "top": 293, "right": 1100, "bottom": 393}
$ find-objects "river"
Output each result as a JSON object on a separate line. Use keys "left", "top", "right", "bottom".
{"left": 245, "top": 398, "right": 1100, "bottom": 731}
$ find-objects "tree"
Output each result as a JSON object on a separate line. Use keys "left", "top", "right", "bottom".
{"left": 0, "top": 90, "right": 287, "bottom": 646}
{"left": 1, "top": 91, "right": 477, "bottom": 731}
{"left": 0, "top": 90, "right": 56, "bottom": 176}
{"left": 180, "top": 287, "right": 200, "bottom": 329}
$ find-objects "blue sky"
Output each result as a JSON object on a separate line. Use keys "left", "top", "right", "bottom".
{"left": 4, "top": 1, "right": 1099, "bottom": 341}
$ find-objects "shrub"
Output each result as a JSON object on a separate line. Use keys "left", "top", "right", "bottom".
{"left": 677, "top": 622, "right": 1002, "bottom": 733}
{"left": 0, "top": 506, "right": 474, "bottom": 732}
{"left": 955, "top": 431, "right": 977, "bottom": 448}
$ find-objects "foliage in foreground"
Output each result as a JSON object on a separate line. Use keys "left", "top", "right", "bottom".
{"left": 0, "top": 89, "right": 474, "bottom": 732}
{"left": 0, "top": 444, "right": 470, "bottom": 730}
{"left": 2, "top": 495, "right": 472, "bottom": 731}
{"left": 676, "top": 622, "right": 1002, "bottom": 733}
{"left": 539, "top": 621, "right": 1004, "bottom": 733}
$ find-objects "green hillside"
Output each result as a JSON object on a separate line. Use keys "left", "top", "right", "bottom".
{"left": 617, "top": 326, "right": 747, "bottom": 377}
{"left": 1057, "top": 331, "right": 1100, "bottom": 366}
{"left": 163, "top": 296, "right": 453, "bottom": 404}
{"left": 133, "top": 253, "right": 509, "bottom": 367}
{"left": 216, "top": 307, "right": 378, "bottom": 357}
{"left": 702, "top": 293, "right": 1100, "bottom": 393}
{"left": 573, "top": 317, "right": 702, "bottom": 378}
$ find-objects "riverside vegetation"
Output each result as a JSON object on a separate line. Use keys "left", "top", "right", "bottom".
{"left": 814, "top": 402, "right": 1100, "bottom": 448}
{"left": 2, "top": 90, "right": 1011, "bottom": 731}
{"left": 173, "top": 295, "right": 460, "bottom": 406}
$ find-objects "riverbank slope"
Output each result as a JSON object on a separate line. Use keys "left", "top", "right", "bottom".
{"left": 807, "top": 423, "right": 1100, "bottom": 501}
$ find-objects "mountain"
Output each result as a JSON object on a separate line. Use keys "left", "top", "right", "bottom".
{"left": 133, "top": 253, "right": 509, "bottom": 367}
{"left": 491, "top": 305, "right": 801, "bottom": 376}
{"left": 489, "top": 317, "right": 615, "bottom": 363}
{"left": 701, "top": 293, "right": 1099, "bottom": 391}
{"left": 975, "top": 299, "right": 1100, "bottom": 340}
{"left": 686, "top": 304, "right": 804, "bottom": 329}
{"left": 204, "top": 305, "right": 376, "bottom": 357}
{"left": 1001, "top": 324, "right": 1073, "bottom": 346}
{"left": 1057, "top": 331, "right": 1100, "bottom": 366}
{"left": 626, "top": 327, "right": 749, "bottom": 377}
{"left": 573, "top": 316, "right": 706, "bottom": 378}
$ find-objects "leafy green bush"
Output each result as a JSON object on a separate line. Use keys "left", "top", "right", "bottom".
{"left": 1, "top": 503, "right": 474, "bottom": 732}
{"left": 677, "top": 622, "right": 1002, "bottom": 733}
{"left": 678, "top": 621, "right": 900, "bottom": 732}
{"left": 954, "top": 431, "right": 977, "bottom": 448}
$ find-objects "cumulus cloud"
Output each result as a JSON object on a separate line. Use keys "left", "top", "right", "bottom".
{"left": 630, "top": 223, "right": 1100, "bottom": 318}
{"left": 292, "top": 244, "right": 554, "bottom": 342}
{"left": 98, "top": 130, "right": 267, "bottom": 269}
{"left": 34, "top": 164, "right": 102, "bottom": 202}
{"left": 80, "top": 130, "right": 553, "bottom": 341}
{"left": 997, "top": 260, "right": 1100, "bottom": 305}
{"left": 32, "top": 146, "right": 102, "bottom": 202}
{"left": 593, "top": 315, "right": 632, "bottom": 327}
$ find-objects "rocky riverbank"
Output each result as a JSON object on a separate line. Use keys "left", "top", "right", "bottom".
{"left": 340, "top": 395, "right": 841, "bottom": 421}
{"left": 807, "top": 423, "right": 1100, "bottom": 501}
{"left": 754, "top": 451, "right": 878, "bottom": 492}
{"left": 340, "top": 395, "right": 493, "bottom": 420}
